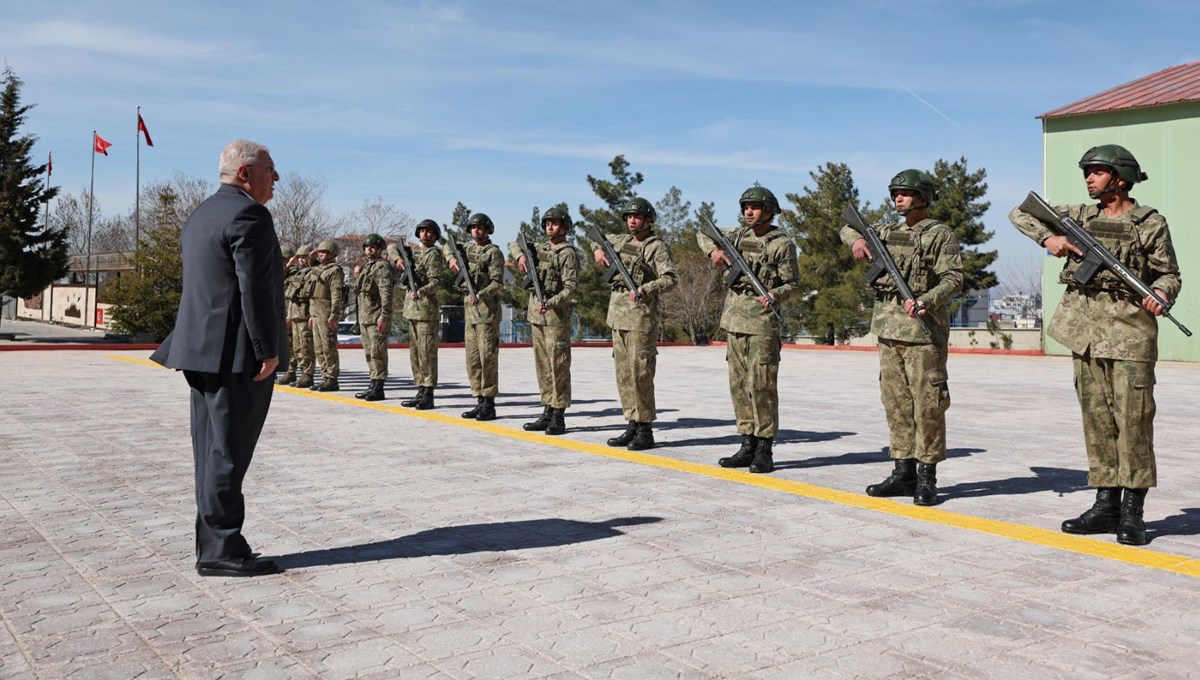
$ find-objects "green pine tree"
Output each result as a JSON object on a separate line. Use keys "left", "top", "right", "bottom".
{"left": 928, "top": 157, "right": 997, "bottom": 292}
{"left": 0, "top": 67, "right": 66, "bottom": 303}
{"left": 107, "top": 188, "right": 184, "bottom": 341}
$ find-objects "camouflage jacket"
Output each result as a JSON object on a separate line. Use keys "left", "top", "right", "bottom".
{"left": 839, "top": 218, "right": 964, "bottom": 344}
{"left": 697, "top": 224, "right": 799, "bottom": 335}
{"left": 593, "top": 232, "right": 678, "bottom": 332}
{"left": 443, "top": 240, "right": 504, "bottom": 325}
{"left": 352, "top": 257, "right": 395, "bottom": 325}
{"left": 400, "top": 245, "right": 445, "bottom": 322}
{"left": 508, "top": 239, "right": 580, "bottom": 328}
{"left": 284, "top": 265, "right": 310, "bottom": 321}
{"left": 308, "top": 262, "right": 346, "bottom": 321}
{"left": 1010, "top": 200, "right": 1181, "bottom": 360}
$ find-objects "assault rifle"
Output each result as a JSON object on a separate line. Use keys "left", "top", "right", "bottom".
{"left": 515, "top": 233, "right": 547, "bottom": 310}
{"left": 392, "top": 241, "right": 417, "bottom": 293}
{"left": 841, "top": 204, "right": 931, "bottom": 336}
{"left": 1019, "top": 191, "right": 1191, "bottom": 337}
{"left": 446, "top": 234, "right": 479, "bottom": 302}
{"left": 698, "top": 216, "right": 783, "bottom": 323}
{"left": 583, "top": 222, "right": 641, "bottom": 301}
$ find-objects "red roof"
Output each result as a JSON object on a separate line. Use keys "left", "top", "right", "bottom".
{"left": 1040, "top": 62, "right": 1200, "bottom": 119}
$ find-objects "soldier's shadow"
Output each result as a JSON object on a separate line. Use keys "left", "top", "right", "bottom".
{"left": 272, "top": 516, "right": 664, "bottom": 570}
{"left": 1146, "top": 508, "right": 1200, "bottom": 542}
{"left": 569, "top": 409, "right": 682, "bottom": 432}
{"left": 937, "top": 465, "right": 1088, "bottom": 499}
{"left": 665, "top": 421, "right": 855, "bottom": 449}
{"left": 773, "top": 447, "right": 985, "bottom": 470}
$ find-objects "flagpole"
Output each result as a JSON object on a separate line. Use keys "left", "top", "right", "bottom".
{"left": 87, "top": 132, "right": 96, "bottom": 330}
{"left": 135, "top": 106, "right": 141, "bottom": 254}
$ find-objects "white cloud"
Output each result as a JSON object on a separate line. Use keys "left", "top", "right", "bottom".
{"left": 4, "top": 20, "right": 229, "bottom": 60}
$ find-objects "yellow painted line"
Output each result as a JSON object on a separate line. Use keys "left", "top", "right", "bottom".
{"left": 108, "top": 353, "right": 1200, "bottom": 579}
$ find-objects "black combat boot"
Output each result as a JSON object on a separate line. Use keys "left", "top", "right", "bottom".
{"left": 415, "top": 387, "right": 435, "bottom": 410}
{"left": 523, "top": 406, "right": 552, "bottom": 431}
{"left": 315, "top": 379, "right": 339, "bottom": 392}
{"left": 607, "top": 422, "right": 638, "bottom": 447}
{"left": 355, "top": 381, "right": 372, "bottom": 399}
{"left": 914, "top": 462, "right": 938, "bottom": 506}
{"left": 278, "top": 372, "right": 296, "bottom": 385}
{"left": 627, "top": 422, "right": 654, "bottom": 451}
{"left": 866, "top": 459, "right": 918, "bottom": 497}
{"left": 363, "top": 379, "right": 385, "bottom": 402}
{"left": 719, "top": 435, "right": 758, "bottom": 468}
{"left": 476, "top": 397, "right": 497, "bottom": 421}
{"left": 294, "top": 375, "right": 314, "bottom": 389}
{"left": 401, "top": 387, "right": 424, "bottom": 407}
{"left": 545, "top": 408, "right": 566, "bottom": 435}
{"left": 1061, "top": 487, "right": 1122, "bottom": 535}
{"left": 461, "top": 396, "right": 484, "bottom": 419}
{"left": 1116, "top": 488, "right": 1149, "bottom": 546}
{"left": 749, "top": 438, "right": 774, "bottom": 474}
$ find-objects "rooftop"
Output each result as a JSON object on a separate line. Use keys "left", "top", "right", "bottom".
{"left": 1040, "top": 61, "right": 1200, "bottom": 119}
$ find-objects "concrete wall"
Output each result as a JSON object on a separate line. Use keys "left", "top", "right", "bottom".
{"left": 16, "top": 284, "right": 106, "bottom": 328}
{"left": 1040, "top": 101, "right": 1200, "bottom": 361}
{"left": 790, "top": 328, "right": 1042, "bottom": 352}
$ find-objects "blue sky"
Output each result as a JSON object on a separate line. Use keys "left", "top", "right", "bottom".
{"left": 4, "top": 0, "right": 1199, "bottom": 284}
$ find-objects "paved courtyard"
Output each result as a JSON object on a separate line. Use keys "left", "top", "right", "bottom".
{"left": 4, "top": 336, "right": 1200, "bottom": 678}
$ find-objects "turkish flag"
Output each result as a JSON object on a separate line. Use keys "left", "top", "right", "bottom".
{"left": 137, "top": 114, "right": 153, "bottom": 147}
{"left": 94, "top": 133, "right": 112, "bottom": 156}
{"left": 47, "top": 152, "right": 52, "bottom": 176}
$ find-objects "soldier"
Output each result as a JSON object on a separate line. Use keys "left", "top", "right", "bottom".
{"left": 307, "top": 240, "right": 346, "bottom": 392}
{"left": 510, "top": 206, "right": 580, "bottom": 435}
{"left": 447, "top": 213, "right": 505, "bottom": 421}
{"left": 392, "top": 219, "right": 445, "bottom": 410}
{"left": 351, "top": 233, "right": 394, "bottom": 401}
{"left": 281, "top": 244, "right": 317, "bottom": 388}
{"left": 1010, "top": 144, "right": 1181, "bottom": 546}
{"left": 697, "top": 187, "right": 798, "bottom": 473}
{"left": 593, "top": 197, "right": 678, "bottom": 450}
{"left": 277, "top": 244, "right": 297, "bottom": 384}
{"left": 842, "top": 170, "right": 964, "bottom": 506}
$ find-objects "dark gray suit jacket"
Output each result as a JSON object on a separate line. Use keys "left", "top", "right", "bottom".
{"left": 152, "top": 184, "right": 286, "bottom": 374}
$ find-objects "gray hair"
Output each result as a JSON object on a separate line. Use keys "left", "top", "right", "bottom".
{"left": 218, "top": 140, "right": 268, "bottom": 181}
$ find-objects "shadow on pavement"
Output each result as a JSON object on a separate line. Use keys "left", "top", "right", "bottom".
{"left": 937, "top": 465, "right": 1088, "bottom": 499}
{"left": 273, "top": 516, "right": 664, "bottom": 569}
{"left": 774, "top": 446, "right": 986, "bottom": 470}
{"left": 1147, "top": 508, "right": 1200, "bottom": 542}
{"left": 666, "top": 427, "right": 855, "bottom": 449}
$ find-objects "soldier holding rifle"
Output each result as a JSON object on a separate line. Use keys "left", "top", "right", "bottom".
{"left": 446, "top": 213, "right": 505, "bottom": 421}
{"left": 1009, "top": 145, "right": 1182, "bottom": 546}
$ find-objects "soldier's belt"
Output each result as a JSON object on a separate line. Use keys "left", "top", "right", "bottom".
{"left": 1066, "top": 285, "right": 1138, "bottom": 302}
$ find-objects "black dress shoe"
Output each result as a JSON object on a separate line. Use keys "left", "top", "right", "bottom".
{"left": 196, "top": 557, "right": 279, "bottom": 577}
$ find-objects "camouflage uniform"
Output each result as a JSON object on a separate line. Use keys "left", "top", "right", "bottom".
{"left": 1010, "top": 201, "right": 1180, "bottom": 489}
{"left": 353, "top": 257, "right": 395, "bottom": 381}
{"left": 308, "top": 261, "right": 345, "bottom": 382}
{"left": 284, "top": 262, "right": 316, "bottom": 383}
{"left": 840, "top": 219, "right": 963, "bottom": 464}
{"left": 399, "top": 244, "right": 445, "bottom": 389}
{"left": 509, "top": 239, "right": 580, "bottom": 409}
{"left": 697, "top": 225, "right": 799, "bottom": 439}
{"left": 453, "top": 240, "right": 505, "bottom": 397}
{"left": 599, "top": 231, "right": 678, "bottom": 422}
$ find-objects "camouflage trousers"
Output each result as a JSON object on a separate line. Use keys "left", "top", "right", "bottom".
{"left": 878, "top": 338, "right": 950, "bottom": 464}
{"left": 1073, "top": 354, "right": 1157, "bottom": 488}
{"left": 311, "top": 314, "right": 339, "bottom": 380}
{"left": 408, "top": 319, "right": 439, "bottom": 388}
{"left": 726, "top": 330, "right": 780, "bottom": 439}
{"left": 465, "top": 318, "right": 500, "bottom": 397}
{"left": 286, "top": 319, "right": 314, "bottom": 379}
{"left": 360, "top": 320, "right": 389, "bottom": 380}
{"left": 612, "top": 328, "right": 657, "bottom": 422}
{"left": 532, "top": 323, "right": 572, "bottom": 409}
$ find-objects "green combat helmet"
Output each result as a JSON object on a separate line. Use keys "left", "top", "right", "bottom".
{"left": 1078, "top": 144, "right": 1149, "bottom": 185}
{"left": 739, "top": 186, "right": 781, "bottom": 215}
{"left": 466, "top": 213, "right": 495, "bottom": 234}
{"left": 362, "top": 233, "right": 386, "bottom": 249}
{"left": 620, "top": 197, "right": 656, "bottom": 223}
{"left": 888, "top": 169, "right": 939, "bottom": 205}
{"left": 415, "top": 219, "right": 442, "bottom": 240}
{"left": 281, "top": 243, "right": 296, "bottom": 259}
{"left": 542, "top": 205, "right": 573, "bottom": 230}
{"left": 296, "top": 244, "right": 311, "bottom": 257}
{"left": 315, "top": 239, "right": 340, "bottom": 256}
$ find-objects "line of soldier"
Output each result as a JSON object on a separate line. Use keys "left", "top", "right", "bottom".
{"left": 275, "top": 144, "right": 1180, "bottom": 547}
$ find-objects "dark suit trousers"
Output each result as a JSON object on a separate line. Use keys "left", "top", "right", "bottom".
{"left": 184, "top": 370, "right": 274, "bottom": 562}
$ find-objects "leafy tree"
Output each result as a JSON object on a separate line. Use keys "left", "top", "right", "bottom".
{"left": 106, "top": 188, "right": 184, "bottom": 340}
{"left": 576, "top": 155, "right": 644, "bottom": 238}
{"left": 0, "top": 67, "right": 66, "bottom": 302}
{"left": 928, "top": 157, "right": 997, "bottom": 292}
{"left": 777, "top": 162, "right": 877, "bottom": 344}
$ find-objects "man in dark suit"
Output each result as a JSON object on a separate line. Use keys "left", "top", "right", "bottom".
{"left": 151, "top": 139, "right": 285, "bottom": 577}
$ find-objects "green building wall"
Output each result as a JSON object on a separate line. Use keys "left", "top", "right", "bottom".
{"left": 1039, "top": 101, "right": 1200, "bottom": 362}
